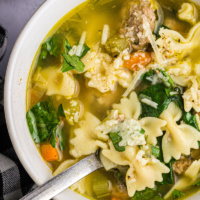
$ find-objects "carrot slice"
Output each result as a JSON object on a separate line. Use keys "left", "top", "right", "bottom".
{"left": 124, "top": 51, "right": 152, "bottom": 71}
{"left": 41, "top": 143, "right": 59, "bottom": 162}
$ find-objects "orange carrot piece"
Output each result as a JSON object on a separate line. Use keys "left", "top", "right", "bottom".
{"left": 41, "top": 143, "right": 59, "bottom": 162}
{"left": 124, "top": 51, "right": 152, "bottom": 71}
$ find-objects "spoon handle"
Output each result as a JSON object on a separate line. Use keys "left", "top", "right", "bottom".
{"left": 20, "top": 154, "right": 103, "bottom": 200}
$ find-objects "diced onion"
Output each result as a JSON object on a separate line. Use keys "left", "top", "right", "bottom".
{"left": 141, "top": 98, "right": 158, "bottom": 109}
{"left": 101, "top": 24, "right": 110, "bottom": 45}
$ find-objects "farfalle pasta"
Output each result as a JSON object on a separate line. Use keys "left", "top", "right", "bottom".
{"left": 26, "top": 0, "right": 200, "bottom": 199}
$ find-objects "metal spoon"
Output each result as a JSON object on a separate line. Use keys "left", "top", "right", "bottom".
{"left": 20, "top": 154, "right": 103, "bottom": 200}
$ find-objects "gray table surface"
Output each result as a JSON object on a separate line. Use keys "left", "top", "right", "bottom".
{"left": 0, "top": 0, "right": 45, "bottom": 79}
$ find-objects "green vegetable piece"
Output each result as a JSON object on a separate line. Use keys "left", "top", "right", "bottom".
{"left": 152, "top": 146, "right": 160, "bottom": 158}
{"left": 61, "top": 60, "right": 74, "bottom": 73}
{"left": 131, "top": 187, "right": 157, "bottom": 200}
{"left": 92, "top": 172, "right": 110, "bottom": 198}
{"left": 182, "top": 112, "right": 200, "bottom": 131}
{"left": 65, "top": 39, "right": 72, "bottom": 53}
{"left": 142, "top": 69, "right": 174, "bottom": 88}
{"left": 56, "top": 123, "right": 66, "bottom": 151}
{"left": 50, "top": 128, "right": 57, "bottom": 148}
{"left": 152, "top": 196, "right": 164, "bottom": 200}
{"left": 140, "top": 128, "right": 145, "bottom": 134}
{"left": 105, "top": 36, "right": 128, "bottom": 56}
{"left": 193, "top": 180, "right": 200, "bottom": 186}
{"left": 26, "top": 97, "right": 60, "bottom": 144}
{"left": 160, "top": 160, "right": 175, "bottom": 185}
{"left": 62, "top": 53, "right": 85, "bottom": 72}
{"left": 156, "top": 136, "right": 175, "bottom": 185}
{"left": 109, "top": 132, "right": 125, "bottom": 152}
{"left": 45, "top": 33, "right": 64, "bottom": 57}
{"left": 139, "top": 83, "right": 183, "bottom": 118}
{"left": 38, "top": 33, "right": 64, "bottom": 67}
{"left": 58, "top": 104, "right": 66, "bottom": 118}
{"left": 172, "top": 189, "right": 185, "bottom": 199}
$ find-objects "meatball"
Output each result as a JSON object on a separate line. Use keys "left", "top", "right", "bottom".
{"left": 120, "top": 0, "right": 156, "bottom": 50}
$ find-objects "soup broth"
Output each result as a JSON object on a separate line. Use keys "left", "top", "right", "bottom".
{"left": 26, "top": 0, "right": 200, "bottom": 199}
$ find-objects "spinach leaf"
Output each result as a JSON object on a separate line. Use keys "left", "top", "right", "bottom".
{"left": 131, "top": 187, "right": 163, "bottom": 200}
{"left": 50, "top": 128, "right": 57, "bottom": 148}
{"left": 58, "top": 104, "right": 66, "bottom": 118}
{"left": 193, "top": 180, "right": 200, "bottom": 186}
{"left": 61, "top": 39, "right": 90, "bottom": 73}
{"left": 160, "top": 160, "right": 175, "bottom": 185}
{"left": 38, "top": 33, "right": 64, "bottom": 67}
{"left": 26, "top": 97, "right": 60, "bottom": 144}
{"left": 182, "top": 112, "right": 200, "bottom": 131}
{"left": 139, "top": 84, "right": 183, "bottom": 118}
{"left": 109, "top": 132, "right": 125, "bottom": 152}
{"left": 62, "top": 53, "right": 85, "bottom": 72}
{"left": 56, "top": 123, "right": 66, "bottom": 151}
{"left": 142, "top": 69, "right": 175, "bottom": 88}
{"left": 65, "top": 39, "right": 72, "bottom": 53}
{"left": 61, "top": 60, "right": 75, "bottom": 72}
{"left": 172, "top": 189, "right": 185, "bottom": 199}
{"left": 156, "top": 136, "right": 175, "bottom": 185}
{"left": 152, "top": 146, "right": 161, "bottom": 158}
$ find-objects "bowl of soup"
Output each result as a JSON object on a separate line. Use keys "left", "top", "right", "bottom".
{"left": 4, "top": 0, "right": 200, "bottom": 199}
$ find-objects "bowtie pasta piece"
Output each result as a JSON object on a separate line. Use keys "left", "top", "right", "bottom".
{"left": 112, "top": 92, "right": 141, "bottom": 119}
{"left": 139, "top": 117, "right": 167, "bottom": 145}
{"left": 70, "top": 112, "right": 107, "bottom": 158}
{"left": 183, "top": 78, "right": 200, "bottom": 112}
{"left": 160, "top": 102, "right": 200, "bottom": 163}
{"left": 178, "top": 3, "right": 198, "bottom": 25}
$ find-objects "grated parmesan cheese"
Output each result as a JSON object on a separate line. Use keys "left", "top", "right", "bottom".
{"left": 143, "top": 17, "right": 164, "bottom": 64}
{"left": 76, "top": 31, "right": 87, "bottom": 57}
{"left": 101, "top": 24, "right": 110, "bottom": 45}
{"left": 141, "top": 98, "right": 158, "bottom": 109}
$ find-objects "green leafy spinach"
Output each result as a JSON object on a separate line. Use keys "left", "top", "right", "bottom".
{"left": 109, "top": 132, "right": 125, "bottom": 152}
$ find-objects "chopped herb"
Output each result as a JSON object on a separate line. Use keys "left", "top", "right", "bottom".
{"left": 182, "top": 112, "right": 200, "bottom": 131}
{"left": 172, "top": 189, "right": 185, "bottom": 199}
{"left": 140, "top": 128, "right": 145, "bottom": 134}
{"left": 193, "top": 180, "right": 200, "bottom": 186}
{"left": 152, "top": 146, "right": 160, "bottom": 158}
{"left": 109, "top": 132, "right": 125, "bottom": 152}
{"left": 58, "top": 104, "right": 66, "bottom": 118}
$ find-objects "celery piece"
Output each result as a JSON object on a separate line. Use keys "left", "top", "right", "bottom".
{"left": 92, "top": 173, "right": 110, "bottom": 198}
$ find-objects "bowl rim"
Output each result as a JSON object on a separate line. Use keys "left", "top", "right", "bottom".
{"left": 4, "top": 0, "right": 49, "bottom": 185}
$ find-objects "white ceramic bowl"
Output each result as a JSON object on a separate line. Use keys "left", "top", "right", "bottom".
{"left": 4, "top": 0, "right": 200, "bottom": 199}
